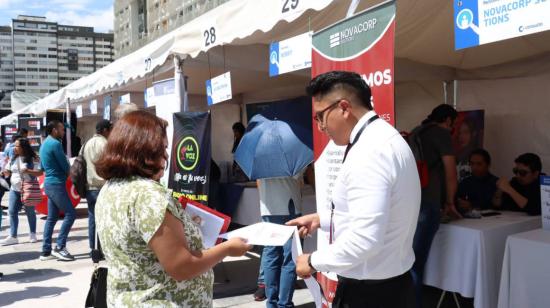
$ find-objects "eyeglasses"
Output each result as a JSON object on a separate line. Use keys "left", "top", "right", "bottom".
{"left": 313, "top": 99, "right": 342, "bottom": 125}
{"left": 513, "top": 168, "right": 530, "bottom": 177}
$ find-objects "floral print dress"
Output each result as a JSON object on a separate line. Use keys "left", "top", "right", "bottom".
{"left": 95, "top": 176, "right": 213, "bottom": 307}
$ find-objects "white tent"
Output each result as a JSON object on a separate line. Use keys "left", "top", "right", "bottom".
{"left": 1, "top": 0, "right": 549, "bottom": 175}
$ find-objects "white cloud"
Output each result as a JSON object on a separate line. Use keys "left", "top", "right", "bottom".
{"left": 45, "top": 6, "right": 113, "bottom": 32}
{"left": 0, "top": 0, "right": 11, "bottom": 8}
{"left": 49, "top": 0, "right": 92, "bottom": 11}
{"left": 0, "top": 0, "right": 23, "bottom": 9}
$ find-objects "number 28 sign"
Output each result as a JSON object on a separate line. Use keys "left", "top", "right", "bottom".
{"left": 202, "top": 21, "right": 218, "bottom": 49}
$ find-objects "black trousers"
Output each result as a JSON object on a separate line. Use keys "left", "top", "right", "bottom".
{"left": 332, "top": 271, "right": 415, "bottom": 308}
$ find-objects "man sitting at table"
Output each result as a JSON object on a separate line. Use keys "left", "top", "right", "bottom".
{"left": 457, "top": 149, "right": 499, "bottom": 213}
{"left": 496, "top": 153, "right": 543, "bottom": 215}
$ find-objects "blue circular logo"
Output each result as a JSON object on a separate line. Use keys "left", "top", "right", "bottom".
{"left": 456, "top": 9, "right": 474, "bottom": 30}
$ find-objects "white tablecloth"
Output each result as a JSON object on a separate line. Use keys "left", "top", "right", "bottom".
{"left": 498, "top": 228, "right": 550, "bottom": 308}
{"left": 423, "top": 211, "right": 541, "bottom": 308}
{"left": 231, "top": 186, "right": 318, "bottom": 251}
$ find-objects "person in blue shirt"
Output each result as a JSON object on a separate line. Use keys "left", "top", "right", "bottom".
{"left": 457, "top": 149, "right": 499, "bottom": 213}
{"left": 39, "top": 120, "right": 75, "bottom": 261}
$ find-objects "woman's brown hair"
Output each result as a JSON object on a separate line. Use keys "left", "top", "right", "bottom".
{"left": 96, "top": 110, "right": 168, "bottom": 180}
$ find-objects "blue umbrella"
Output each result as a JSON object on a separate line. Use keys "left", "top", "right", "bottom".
{"left": 234, "top": 115, "right": 313, "bottom": 180}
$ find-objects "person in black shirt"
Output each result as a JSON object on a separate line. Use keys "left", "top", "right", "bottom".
{"left": 411, "top": 104, "right": 460, "bottom": 308}
{"left": 457, "top": 149, "right": 498, "bottom": 212}
{"left": 497, "top": 153, "right": 543, "bottom": 215}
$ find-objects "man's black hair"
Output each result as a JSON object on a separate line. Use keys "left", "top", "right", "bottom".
{"left": 96, "top": 119, "right": 113, "bottom": 134}
{"left": 11, "top": 134, "right": 21, "bottom": 143}
{"left": 423, "top": 104, "right": 458, "bottom": 124}
{"left": 232, "top": 122, "right": 245, "bottom": 135}
{"left": 46, "top": 120, "right": 62, "bottom": 136}
{"left": 306, "top": 71, "right": 372, "bottom": 110}
{"left": 470, "top": 148, "right": 491, "bottom": 165}
{"left": 515, "top": 153, "right": 542, "bottom": 172}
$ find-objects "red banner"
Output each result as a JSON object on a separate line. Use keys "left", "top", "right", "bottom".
{"left": 34, "top": 176, "right": 81, "bottom": 215}
{"left": 311, "top": 2, "right": 396, "bottom": 306}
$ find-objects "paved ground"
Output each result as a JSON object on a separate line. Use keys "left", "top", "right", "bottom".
{"left": 0, "top": 198, "right": 474, "bottom": 308}
{"left": 0, "top": 200, "right": 315, "bottom": 308}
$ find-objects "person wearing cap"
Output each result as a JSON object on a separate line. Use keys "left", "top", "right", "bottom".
{"left": 82, "top": 119, "right": 112, "bottom": 253}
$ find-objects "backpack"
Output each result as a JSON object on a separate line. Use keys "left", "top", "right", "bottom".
{"left": 70, "top": 141, "right": 88, "bottom": 197}
{"left": 404, "top": 124, "right": 435, "bottom": 189}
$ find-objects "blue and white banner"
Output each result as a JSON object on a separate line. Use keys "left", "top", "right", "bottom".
{"left": 145, "top": 78, "right": 176, "bottom": 108}
{"left": 119, "top": 93, "right": 131, "bottom": 104}
{"left": 455, "top": 0, "right": 550, "bottom": 50}
{"left": 76, "top": 105, "right": 83, "bottom": 118}
{"left": 269, "top": 32, "right": 312, "bottom": 77}
{"left": 103, "top": 96, "right": 111, "bottom": 120}
{"left": 541, "top": 176, "right": 550, "bottom": 231}
{"left": 147, "top": 78, "right": 182, "bottom": 187}
{"left": 206, "top": 72, "right": 232, "bottom": 106}
{"left": 90, "top": 99, "right": 97, "bottom": 115}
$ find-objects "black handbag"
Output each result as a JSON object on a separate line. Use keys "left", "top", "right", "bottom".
{"left": 85, "top": 232, "right": 107, "bottom": 308}
{"left": 85, "top": 266, "right": 108, "bottom": 308}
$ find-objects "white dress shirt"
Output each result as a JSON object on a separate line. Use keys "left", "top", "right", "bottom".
{"left": 311, "top": 111, "right": 421, "bottom": 280}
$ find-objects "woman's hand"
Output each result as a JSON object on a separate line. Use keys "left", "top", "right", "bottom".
{"left": 223, "top": 237, "right": 252, "bottom": 257}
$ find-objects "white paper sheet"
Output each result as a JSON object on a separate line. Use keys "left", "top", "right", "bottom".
{"left": 221, "top": 222, "right": 324, "bottom": 307}
{"left": 291, "top": 229, "right": 323, "bottom": 308}
{"left": 219, "top": 222, "right": 295, "bottom": 246}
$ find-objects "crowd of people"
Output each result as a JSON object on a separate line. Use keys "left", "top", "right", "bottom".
{"left": 0, "top": 72, "right": 545, "bottom": 307}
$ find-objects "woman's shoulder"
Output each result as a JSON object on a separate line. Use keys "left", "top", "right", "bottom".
{"left": 106, "top": 177, "right": 168, "bottom": 199}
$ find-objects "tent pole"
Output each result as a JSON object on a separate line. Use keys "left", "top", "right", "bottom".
{"left": 65, "top": 97, "right": 72, "bottom": 157}
{"left": 453, "top": 80, "right": 458, "bottom": 110}
{"left": 443, "top": 81, "right": 448, "bottom": 105}
{"left": 346, "top": 0, "right": 361, "bottom": 17}
{"left": 174, "top": 55, "right": 188, "bottom": 112}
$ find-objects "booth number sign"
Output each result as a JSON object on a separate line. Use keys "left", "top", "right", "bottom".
{"left": 281, "top": 0, "right": 300, "bottom": 13}
{"left": 203, "top": 21, "right": 218, "bottom": 49}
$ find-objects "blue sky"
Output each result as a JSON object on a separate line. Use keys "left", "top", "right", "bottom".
{"left": 0, "top": 0, "right": 113, "bottom": 32}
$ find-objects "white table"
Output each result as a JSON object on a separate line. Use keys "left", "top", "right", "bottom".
{"left": 423, "top": 211, "right": 541, "bottom": 308}
{"left": 231, "top": 186, "right": 318, "bottom": 251}
{"left": 497, "top": 228, "right": 550, "bottom": 308}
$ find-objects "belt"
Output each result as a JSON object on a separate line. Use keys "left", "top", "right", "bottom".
{"left": 337, "top": 271, "right": 410, "bottom": 286}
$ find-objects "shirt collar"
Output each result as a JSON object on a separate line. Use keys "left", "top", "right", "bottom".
{"left": 349, "top": 110, "right": 377, "bottom": 144}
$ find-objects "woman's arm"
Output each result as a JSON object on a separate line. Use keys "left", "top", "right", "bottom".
{"left": 148, "top": 211, "right": 251, "bottom": 282}
{"left": 24, "top": 169, "right": 43, "bottom": 177}
{"left": 20, "top": 161, "right": 44, "bottom": 177}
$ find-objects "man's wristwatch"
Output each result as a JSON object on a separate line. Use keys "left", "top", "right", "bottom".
{"left": 308, "top": 254, "right": 317, "bottom": 272}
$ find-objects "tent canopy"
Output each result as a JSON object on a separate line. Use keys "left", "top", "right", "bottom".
{"left": 1, "top": 0, "right": 549, "bottom": 125}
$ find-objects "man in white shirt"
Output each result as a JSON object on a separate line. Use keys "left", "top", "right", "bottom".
{"left": 82, "top": 120, "right": 112, "bottom": 253}
{"left": 288, "top": 71, "right": 421, "bottom": 307}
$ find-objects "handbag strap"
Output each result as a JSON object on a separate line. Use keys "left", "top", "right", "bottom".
{"left": 79, "top": 138, "right": 90, "bottom": 157}
{"left": 91, "top": 231, "right": 102, "bottom": 264}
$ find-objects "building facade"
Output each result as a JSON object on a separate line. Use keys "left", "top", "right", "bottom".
{"left": 2, "top": 15, "right": 115, "bottom": 107}
{"left": 12, "top": 16, "right": 59, "bottom": 96}
{"left": 56, "top": 25, "right": 115, "bottom": 88}
{"left": 114, "top": 0, "right": 229, "bottom": 58}
{"left": 0, "top": 26, "right": 14, "bottom": 110}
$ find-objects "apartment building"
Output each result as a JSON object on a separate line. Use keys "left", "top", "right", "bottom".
{"left": 114, "top": 0, "right": 229, "bottom": 58}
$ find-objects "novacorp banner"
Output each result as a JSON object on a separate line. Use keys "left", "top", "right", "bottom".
{"left": 455, "top": 0, "right": 550, "bottom": 50}
{"left": 311, "top": 2, "right": 396, "bottom": 306}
